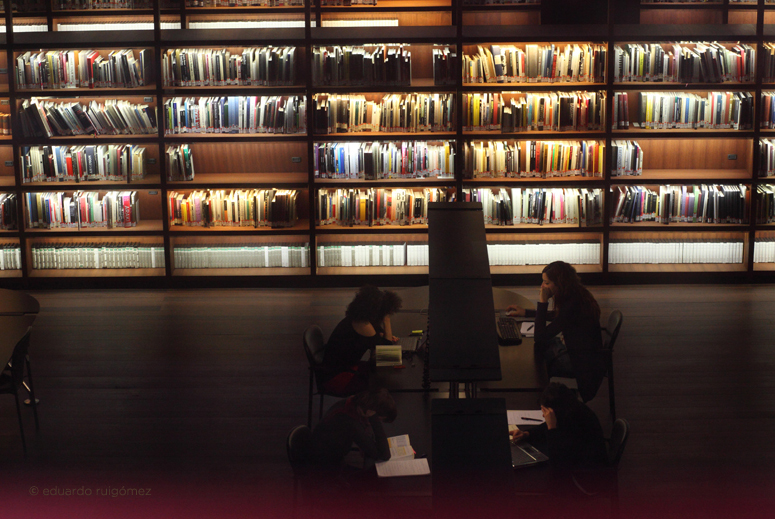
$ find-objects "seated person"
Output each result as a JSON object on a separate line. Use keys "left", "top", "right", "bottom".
{"left": 321, "top": 286, "right": 402, "bottom": 395}
{"left": 309, "top": 388, "right": 396, "bottom": 468}
{"left": 511, "top": 383, "right": 607, "bottom": 470}
{"left": 506, "top": 261, "right": 605, "bottom": 402}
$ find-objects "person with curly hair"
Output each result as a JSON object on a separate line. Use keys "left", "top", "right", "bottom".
{"left": 321, "top": 286, "right": 403, "bottom": 395}
{"left": 506, "top": 261, "right": 605, "bottom": 402}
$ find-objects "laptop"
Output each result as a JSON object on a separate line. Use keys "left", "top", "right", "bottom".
{"left": 398, "top": 335, "right": 420, "bottom": 352}
{"left": 511, "top": 442, "right": 549, "bottom": 468}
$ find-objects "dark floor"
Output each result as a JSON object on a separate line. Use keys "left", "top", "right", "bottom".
{"left": 1, "top": 285, "right": 774, "bottom": 518}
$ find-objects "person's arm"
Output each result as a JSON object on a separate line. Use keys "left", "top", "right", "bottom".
{"left": 382, "top": 314, "right": 398, "bottom": 343}
{"left": 350, "top": 415, "right": 391, "bottom": 461}
{"left": 534, "top": 302, "right": 567, "bottom": 344}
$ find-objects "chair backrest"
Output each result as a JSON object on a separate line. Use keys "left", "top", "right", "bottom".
{"left": 286, "top": 425, "right": 312, "bottom": 475}
{"left": 602, "top": 310, "right": 623, "bottom": 352}
{"left": 303, "top": 326, "right": 326, "bottom": 367}
{"left": 7, "top": 327, "right": 32, "bottom": 387}
{"left": 608, "top": 418, "right": 630, "bottom": 467}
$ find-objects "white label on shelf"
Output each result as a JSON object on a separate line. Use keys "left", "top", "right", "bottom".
{"left": 149, "top": 191, "right": 158, "bottom": 195}
{"left": 0, "top": 100, "right": 8, "bottom": 105}
{"left": 148, "top": 158, "right": 156, "bottom": 164}
{"left": 4, "top": 161, "right": 12, "bottom": 167}
{"left": 143, "top": 97, "right": 154, "bottom": 103}
{"left": 291, "top": 157, "right": 302, "bottom": 163}
{"left": 0, "top": 69, "right": 7, "bottom": 75}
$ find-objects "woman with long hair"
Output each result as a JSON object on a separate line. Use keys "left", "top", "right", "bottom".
{"left": 321, "top": 286, "right": 403, "bottom": 395}
{"left": 507, "top": 261, "right": 605, "bottom": 402}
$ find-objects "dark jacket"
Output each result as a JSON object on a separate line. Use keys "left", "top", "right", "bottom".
{"left": 321, "top": 316, "right": 392, "bottom": 384}
{"left": 528, "top": 299, "right": 605, "bottom": 402}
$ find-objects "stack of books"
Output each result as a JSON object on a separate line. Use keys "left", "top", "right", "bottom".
{"left": 20, "top": 98, "right": 157, "bottom": 137}
{"left": 173, "top": 243, "right": 310, "bottom": 269}
{"left": 0, "top": 244, "right": 21, "bottom": 271}
{"left": 24, "top": 191, "right": 140, "bottom": 229}
{"left": 464, "top": 44, "right": 606, "bottom": 84}
{"left": 313, "top": 46, "right": 412, "bottom": 87}
{"left": 21, "top": 145, "right": 147, "bottom": 183}
{"left": 316, "top": 242, "right": 430, "bottom": 267}
{"left": 314, "top": 93, "right": 455, "bottom": 134}
{"left": 167, "top": 189, "right": 298, "bottom": 228}
{"left": 314, "top": 141, "right": 455, "bottom": 179}
{"left": 16, "top": 49, "right": 151, "bottom": 90}
{"left": 0, "top": 194, "right": 18, "bottom": 230}
{"left": 610, "top": 240, "right": 743, "bottom": 265}
{"left": 162, "top": 47, "right": 297, "bottom": 87}
{"left": 316, "top": 187, "right": 447, "bottom": 227}
{"left": 166, "top": 144, "right": 195, "bottom": 182}
{"left": 610, "top": 140, "right": 644, "bottom": 176}
{"left": 486, "top": 242, "right": 600, "bottom": 266}
{"left": 613, "top": 91, "right": 754, "bottom": 130}
{"left": 163, "top": 96, "right": 306, "bottom": 135}
{"left": 31, "top": 243, "right": 165, "bottom": 270}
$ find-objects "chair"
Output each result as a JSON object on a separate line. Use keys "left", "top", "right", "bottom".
{"left": 0, "top": 327, "right": 39, "bottom": 456}
{"left": 303, "top": 326, "right": 351, "bottom": 428}
{"left": 607, "top": 418, "right": 630, "bottom": 468}
{"left": 286, "top": 425, "right": 312, "bottom": 517}
{"left": 600, "top": 310, "right": 623, "bottom": 421}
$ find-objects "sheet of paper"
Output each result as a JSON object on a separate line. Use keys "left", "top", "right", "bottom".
{"left": 507, "top": 410, "right": 545, "bottom": 425}
{"left": 389, "top": 446, "right": 414, "bottom": 460}
{"left": 520, "top": 321, "right": 535, "bottom": 337}
{"left": 375, "top": 458, "right": 430, "bottom": 477}
{"left": 388, "top": 434, "right": 411, "bottom": 448}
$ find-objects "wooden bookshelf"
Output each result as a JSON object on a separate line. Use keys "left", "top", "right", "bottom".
{"left": 1, "top": 0, "right": 775, "bottom": 285}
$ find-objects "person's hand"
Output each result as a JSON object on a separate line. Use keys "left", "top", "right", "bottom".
{"left": 510, "top": 429, "right": 530, "bottom": 443}
{"left": 391, "top": 336, "right": 399, "bottom": 343}
{"left": 538, "top": 285, "right": 552, "bottom": 304}
{"left": 505, "top": 304, "right": 526, "bottom": 317}
{"left": 541, "top": 405, "right": 557, "bottom": 430}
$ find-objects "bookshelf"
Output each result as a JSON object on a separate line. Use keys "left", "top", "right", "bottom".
{"left": 2, "top": 1, "right": 775, "bottom": 287}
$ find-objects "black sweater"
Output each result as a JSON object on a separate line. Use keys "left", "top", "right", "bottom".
{"left": 309, "top": 397, "right": 391, "bottom": 467}
{"left": 321, "top": 316, "right": 393, "bottom": 384}
{"left": 528, "top": 299, "right": 605, "bottom": 402}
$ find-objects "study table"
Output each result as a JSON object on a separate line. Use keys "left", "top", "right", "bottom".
{"left": 0, "top": 289, "right": 40, "bottom": 316}
{"left": 0, "top": 314, "right": 38, "bottom": 366}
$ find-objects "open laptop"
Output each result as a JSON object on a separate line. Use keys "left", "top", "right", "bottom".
{"left": 511, "top": 442, "right": 549, "bottom": 468}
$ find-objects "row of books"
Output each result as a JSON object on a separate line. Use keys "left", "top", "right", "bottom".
{"left": 759, "top": 138, "right": 775, "bottom": 178}
{"left": 486, "top": 242, "right": 600, "bottom": 266}
{"left": 433, "top": 48, "right": 458, "bottom": 86}
{"left": 163, "top": 96, "right": 306, "bottom": 134}
{"left": 314, "top": 94, "right": 455, "bottom": 134}
{"left": 20, "top": 98, "right": 158, "bottom": 138}
{"left": 316, "top": 187, "right": 448, "bottom": 226}
{"left": 316, "top": 243, "right": 427, "bottom": 267}
{"left": 463, "top": 140, "right": 604, "bottom": 178}
{"left": 759, "top": 93, "right": 775, "bottom": 129}
{"left": 162, "top": 47, "right": 297, "bottom": 87}
{"left": 16, "top": 49, "right": 151, "bottom": 90}
{"left": 755, "top": 185, "right": 775, "bottom": 223}
{"left": 173, "top": 243, "right": 310, "bottom": 269}
{"left": 612, "top": 91, "right": 754, "bottom": 130}
{"left": 762, "top": 43, "right": 775, "bottom": 83}
{"left": 25, "top": 191, "right": 140, "bottom": 229}
{"left": 463, "top": 44, "right": 607, "bottom": 84}
{"left": 186, "top": 0, "right": 303, "bottom": 5}
{"left": 611, "top": 140, "right": 644, "bottom": 177}
{"left": 613, "top": 43, "right": 755, "bottom": 83}
{"left": 753, "top": 239, "right": 775, "bottom": 264}
{"left": 167, "top": 189, "right": 298, "bottom": 228}
{"left": 609, "top": 241, "right": 743, "bottom": 265}
{"left": 610, "top": 184, "right": 749, "bottom": 224}
{"left": 0, "top": 114, "right": 10, "bottom": 135}
{"left": 0, "top": 245, "right": 21, "bottom": 271}
{"left": 57, "top": 1, "right": 155, "bottom": 7}
{"left": 462, "top": 187, "right": 604, "bottom": 227}
{"left": 312, "top": 46, "right": 412, "bottom": 87}
{"left": 314, "top": 141, "right": 455, "bottom": 179}
{"left": 31, "top": 244, "right": 165, "bottom": 270}
{"left": 21, "top": 145, "right": 147, "bottom": 183}
{"left": 462, "top": 92, "right": 606, "bottom": 132}
{"left": 166, "top": 144, "right": 195, "bottom": 181}
{"left": 0, "top": 194, "right": 18, "bottom": 231}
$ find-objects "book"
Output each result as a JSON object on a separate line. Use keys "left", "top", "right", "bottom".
{"left": 375, "top": 458, "right": 430, "bottom": 478}
{"left": 375, "top": 345, "right": 402, "bottom": 367}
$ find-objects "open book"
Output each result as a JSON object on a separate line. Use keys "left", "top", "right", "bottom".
{"left": 375, "top": 345, "right": 402, "bottom": 367}
{"left": 375, "top": 435, "right": 430, "bottom": 477}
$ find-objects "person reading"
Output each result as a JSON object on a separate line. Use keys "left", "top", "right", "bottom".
{"left": 309, "top": 388, "right": 396, "bottom": 468}
{"left": 510, "top": 382, "right": 607, "bottom": 470}
{"left": 506, "top": 261, "right": 605, "bottom": 402}
{"left": 321, "top": 286, "right": 402, "bottom": 395}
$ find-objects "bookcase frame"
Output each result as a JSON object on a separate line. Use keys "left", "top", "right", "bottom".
{"left": 3, "top": 0, "right": 775, "bottom": 287}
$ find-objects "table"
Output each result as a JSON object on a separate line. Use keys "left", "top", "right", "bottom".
{"left": 0, "top": 289, "right": 40, "bottom": 316}
{"left": 0, "top": 314, "right": 37, "bottom": 365}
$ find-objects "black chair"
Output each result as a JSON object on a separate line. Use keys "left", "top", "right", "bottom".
{"left": 302, "top": 326, "right": 351, "bottom": 428}
{"left": 0, "top": 327, "right": 39, "bottom": 456}
{"left": 600, "top": 310, "right": 623, "bottom": 421}
{"left": 607, "top": 418, "right": 630, "bottom": 468}
{"left": 287, "top": 425, "right": 312, "bottom": 517}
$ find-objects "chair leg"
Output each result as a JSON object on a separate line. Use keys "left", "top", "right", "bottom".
{"left": 14, "top": 389, "right": 27, "bottom": 457}
{"left": 318, "top": 394, "right": 325, "bottom": 422}
{"left": 25, "top": 357, "right": 39, "bottom": 431}
{"left": 307, "top": 371, "right": 314, "bottom": 429}
{"left": 608, "top": 369, "right": 616, "bottom": 422}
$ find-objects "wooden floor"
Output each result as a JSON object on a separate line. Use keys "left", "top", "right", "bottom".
{"left": 2, "top": 285, "right": 775, "bottom": 518}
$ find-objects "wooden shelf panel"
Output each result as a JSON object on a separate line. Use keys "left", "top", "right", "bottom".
{"left": 314, "top": 131, "right": 456, "bottom": 139}
{"left": 23, "top": 176, "right": 163, "bottom": 187}
{"left": 0, "top": 270, "right": 23, "bottom": 278}
{"left": 614, "top": 169, "right": 751, "bottom": 181}
{"left": 608, "top": 263, "right": 746, "bottom": 273}
{"left": 172, "top": 267, "right": 309, "bottom": 276}
{"left": 317, "top": 266, "right": 429, "bottom": 275}
{"left": 315, "top": 177, "right": 454, "bottom": 185}
{"left": 484, "top": 223, "right": 599, "bottom": 230}
{"left": 465, "top": 176, "right": 602, "bottom": 183}
{"left": 317, "top": 223, "right": 428, "bottom": 231}
{"left": 168, "top": 219, "right": 310, "bottom": 233}
{"left": 29, "top": 268, "right": 165, "bottom": 278}
{"left": 160, "top": 28, "right": 305, "bottom": 45}
{"left": 13, "top": 31, "right": 156, "bottom": 47}
{"left": 610, "top": 222, "right": 748, "bottom": 229}
{"left": 753, "top": 263, "right": 775, "bottom": 272}
{"left": 170, "top": 173, "right": 308, "bottom": 185}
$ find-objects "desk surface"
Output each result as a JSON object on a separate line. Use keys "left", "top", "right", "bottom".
{"left": 0, "top": 314, "right": 38, "bottom": 365}
{"left": 0, "top": 289, "right": 40, "bottom": 316}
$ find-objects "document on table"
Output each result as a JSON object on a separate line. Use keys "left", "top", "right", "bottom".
{"left": 507, "top": 410, "right": 545, "bottom": 425}
{"left": 376, "top": 458, "right": 430, "bottom": 477}
{"left": 520, "top": 322, "right": 535, "bottom": 337}
{"left": 387, "top": 434, "right": 415, "bottom": 460}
